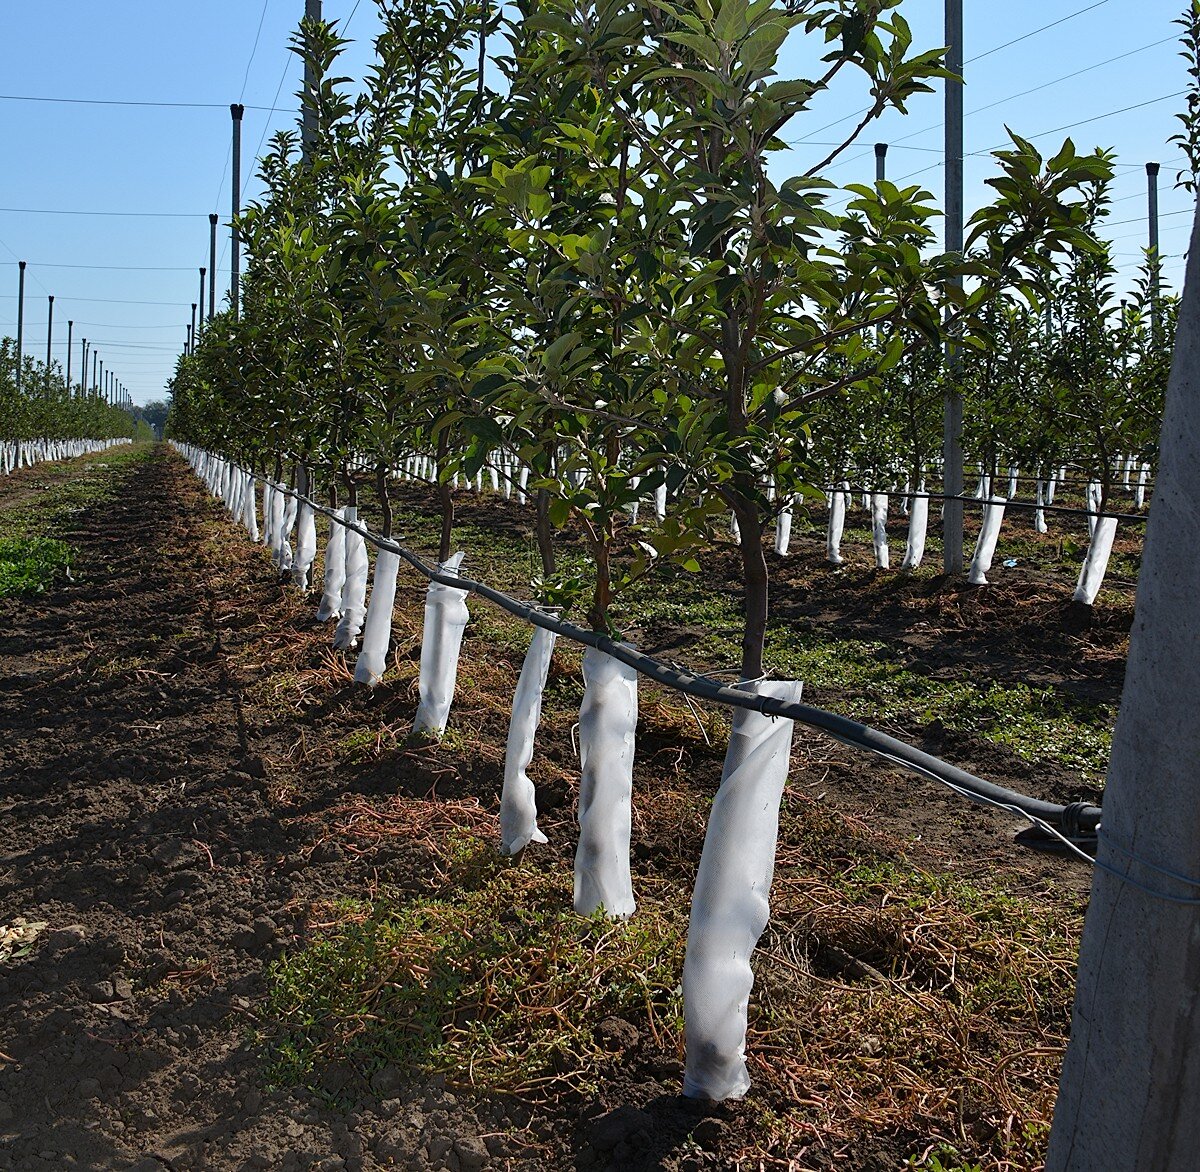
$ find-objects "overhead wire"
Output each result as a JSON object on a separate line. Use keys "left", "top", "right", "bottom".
{"left": 964, "top": 0, "right": 1112, "bottom": 65}
{"left": 0, "top": 207, "right": 205, "bottom": 219}
{"left": 790, "top": 0, "right": 1119, "bottom": 149}
{"left": 240, "top": 0, "right": 273, "bottom": 102}
{"left": 0, "top": 93, "right": 291, "bottom": 112}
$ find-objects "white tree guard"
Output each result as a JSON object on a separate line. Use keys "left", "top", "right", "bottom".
{"left": 292, "top": 501, "right": 317, "bottom": 590}
{"left": 262, "top": 483, "right": 276, "bottom": 548}
{"left": 574, "top": 647, "right": 638, "bottom": 919}
{"left": 654, "top": 483, "right": 667, "bottom": 521}
{"left": 353, "top": 549, "right": 401, "bottom": 687}
{"left": 1034, "top": 481, "right": 1049, "bottom": 534}
{"left": 968, "top": 498, "right": 1007, "bottom": 585}
{"left": 826, "top": 489, "right": 846, "bottom": 565}
{"left": 870, "top": 492, "right": 890, "bottom": 569}
{"left": 412, "top": 552, "right": 470, "bottom": 738}
{"left": 1046, "top": 473, "right": 1058, "bottom": 505}
{"left": 517, "top": 465, "right": 529, "bottom": 505}
{"left": 900, "top": 490, "right": 928, "bottom": 570}
{"left": 1008, "top": 466, "right": 1019, "bottom": 498}
{"left": 277, "top": 492, "right": 298, "bottom": 573}
{"left": 269, "top": 487, "right": 286, "bottom": 565}
{"left": 682, "top": 679, "right": 803, "bottom": 1101}
{"left": 774, "top": 501, "right": 792, "bottom": 556}
{"left": 316, "top": 508, "right": 347, "bottom": 621}
{"left": 730, "top": 512, "right": 740, "bottom": 543}
{"left": 1073, "top": 516, "right": 1118, "bottom": 605}
{"left": 333, "top": 509, "right": 369, "bottom": 651}
{"left": 242, "top": 474, "right": 260, "bottom": 541}
{"left": 1136, "top": 463, "right": 1149, "bottom": 510}
{"left": 499, "top": 625, "right": 557, "bottom": 855}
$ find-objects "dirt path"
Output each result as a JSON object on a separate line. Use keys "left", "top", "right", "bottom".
{"left": 0, "top": 449, "right": 509, "bottom": 1171}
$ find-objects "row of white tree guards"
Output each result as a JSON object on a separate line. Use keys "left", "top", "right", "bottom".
{"left": 819, "top": 460, "right": 1148, "bottom": 605}
{"left": 178, "top": 443, "right": 809, "bottom": 1102}
{"left": 1, "top": 438, "right": 124, "bottom": 476}
{"left": 176, "top": 441, "right": 1145, "bottom": 1099}
{"left": 396, "top": 448, "right": 1144, "bottom": 605}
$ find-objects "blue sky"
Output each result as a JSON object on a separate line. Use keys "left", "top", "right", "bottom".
{"left": 1, "top": 0, "right": 1195, "bottom": 405}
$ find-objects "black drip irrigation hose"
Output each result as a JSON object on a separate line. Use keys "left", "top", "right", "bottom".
{"left": 202, "top": 454, "right": 1104, "bottom": 849}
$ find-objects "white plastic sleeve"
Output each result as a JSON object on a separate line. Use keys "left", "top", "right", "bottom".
{"left": 353, "top": 549, "right": 402, "bottom": 686}
{"left": 1073, "top": 516, "right": 1118, "bottom": 605}
{"left": 826, "top": 489, "right": 846, "bottom": 565}
{"left": 292, "top": 502, "right": 317, "bottom": 590}
{"left": 499, "top": 625, "right": 557, "bottom": 855}
{"left": 774, "top": 501, "right": 792, "bottom": 556}
{"left": 900, "top": 491, "right": 928, "bottom": 569}
{"left": 573, "top": 646, "right": 639, "bottom": 919}
{"left": 333, "top": 508, "right": 369, "bottom": 650}
{"left": 968, "top": 497, "right": 1007, "bottom": 585}
{"left": 682, "top": 679, "right": 803, "bottom": 1101}
{"left": 871, "top": 492, "right": 889, "bottom": 569}
{"left": 316, "top": 508, "right": 347, "bottom": 621}
{"left": 411, "top": 552, "right": 470, "bottom": 737}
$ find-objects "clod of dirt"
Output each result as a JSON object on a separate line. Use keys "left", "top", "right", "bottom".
{"left": 454, "top": 1133, "right": 489, "bottom": 1170}
{"left": 44, "top": 924, "right": 87, "bottom": 950}
{"left": 86, "top": 977, "right": 133, "bottom": 1003}
{"left": 691, "top": 1116, "right": 726, "bottom": 1145}
{"left": 595, "top": 1016, "right": 640, "bottom": 1052}
{"left": 151, "top": 838, "right": 203, "bottom": 871}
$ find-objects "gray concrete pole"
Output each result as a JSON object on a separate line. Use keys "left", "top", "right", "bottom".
{"left": 231, "top": 103, "right": 245, "bottom": 319}
{"left": 942, "top": 0, "right": 965, "bottom": 575}
{"left": 188, "top": 323, "right": 194, "bottom": 355}
{"left": 81, "top": 339, "right": 88, "bottom": 397}
{"left": 875, "top": 142, "right": 888, "bottom": 184}
{"left": 208, "top": 214, "right": 218, "bottom": 320}
{"left": 66, "top": 320, "right": 73, "bottom": 393}
{"left": 302, "top": 0, "right": 322, "bottom": 161}
{"left": 16, "top": 261, "right": 26, "bottom": 395}
{"left": 198, "top": 268, "right": 206, "bottom": 338}
{"left": 45, "top": 295, "right": 54, "bottom": 386}
{"left": 91, "top": 350, "right": 97, "bottom": 397}
{"left": 1148, "top": 161, "right": 1162, "bottom": 337}
{"left": 190, "top": 303, "right": 197, "bottom": 354}
{"left": 99, "top": 359, "right": 104, "bottom": 401}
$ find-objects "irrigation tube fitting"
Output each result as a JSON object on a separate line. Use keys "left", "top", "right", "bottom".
{"left": 187, "top": 451, "right": 1103, "bottom": 846}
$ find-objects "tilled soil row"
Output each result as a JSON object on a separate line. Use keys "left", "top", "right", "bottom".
{"left": 0, "top": 449, "right": 535, "bottom": 1172}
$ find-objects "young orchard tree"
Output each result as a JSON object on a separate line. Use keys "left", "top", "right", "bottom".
{"left": 474, "top": 8, "right": 706, "bottom": 632}
{"left": 322, "top": 0, "right": 506, "bottom": 559}
{"left": 541, "top": 0, "right": 1112, "bottom": 678}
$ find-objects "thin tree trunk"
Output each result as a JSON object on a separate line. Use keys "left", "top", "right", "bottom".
{"left": 436, "top": 432, "right": 453, "bottom": 563}
{"left": 735, "top": 503, "right": 768, "bottom": 680}
{"left": 376, "top": 463, "right": 392, "bottom": 540}
{"left": 535, "top": 487, "right": 556, "bottom": 578}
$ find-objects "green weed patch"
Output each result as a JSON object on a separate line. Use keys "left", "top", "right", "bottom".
{"left": 265, "top": 835, "right": 685, "bottom": 1099}
{"left": 0, "top": 536, "right": 72, "bottom": 597}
